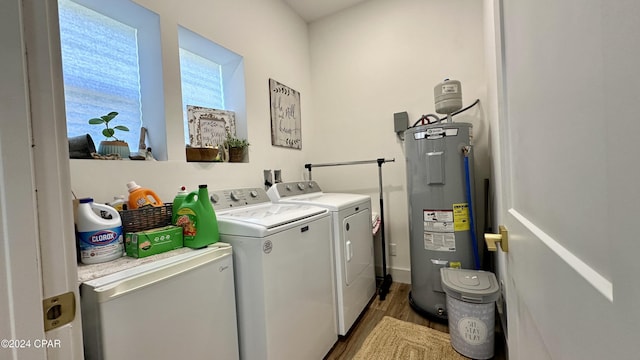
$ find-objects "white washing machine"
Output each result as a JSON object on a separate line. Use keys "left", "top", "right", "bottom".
{"left": 210, "top": 187, "right": 336, "bottom": 360}
{"left": 267, "top": 181, "right": 376, "bottom": 336}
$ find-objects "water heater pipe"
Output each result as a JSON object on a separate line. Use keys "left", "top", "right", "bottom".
{"left": 463, "top": 149, "right": 481, "bottom": 270}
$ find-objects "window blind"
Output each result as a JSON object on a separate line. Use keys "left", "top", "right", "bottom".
{"left": 179, "top": 48, "right": 225, "bottom": 145}
{"left": 58, "top": 0, "right": 142, "bottom": 148}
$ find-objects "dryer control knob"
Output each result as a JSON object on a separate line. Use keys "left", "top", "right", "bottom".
{"left": 297, "top": 183, "right": 305, "bottom": 190}
{"left": 210, "top": 194, "right": 220, "bottom": 203}
{"left": 285, "top": 185, "right": 292, "bottom": 191}
{"left": 308, "top": 182, "right": 314, "bottom": 188}
{"left": 229, "top": 191, "right": 240, "bottom": 201}
{"left": 249, "top": 190, "right": 258, "bottom": 198}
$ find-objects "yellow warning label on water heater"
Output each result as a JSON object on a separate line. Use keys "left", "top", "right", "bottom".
{"left": 453, "top": 203, "right": 470, "bottom": 231}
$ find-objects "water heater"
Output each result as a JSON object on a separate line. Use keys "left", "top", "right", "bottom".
{"left": 405, "top": 122, "right": 477, "bottom": 321}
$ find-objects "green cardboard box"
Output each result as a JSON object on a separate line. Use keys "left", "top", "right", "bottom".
{"left": 125, "top": 225, "right": 183, "bottom": 258}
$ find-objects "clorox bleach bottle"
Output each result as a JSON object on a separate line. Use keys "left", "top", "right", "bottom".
{"left": 127, "top": 181, "right": 162, "bottom": 209}
{"left": 175, "top": 184, "right": 219, "bottom": 249}
{"left": 76, "top": 198, "right": 124, "bottom": 265}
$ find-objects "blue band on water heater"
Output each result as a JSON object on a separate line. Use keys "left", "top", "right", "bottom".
{"left": 464, "top": 155, "right": 481, "bottom": 270}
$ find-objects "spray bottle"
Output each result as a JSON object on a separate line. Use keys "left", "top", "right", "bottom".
{"left": 108, "top": 195, "right": 127, "bottom": 211}
{"left": 174, "top": 184, "right": 219, "bottom": 249}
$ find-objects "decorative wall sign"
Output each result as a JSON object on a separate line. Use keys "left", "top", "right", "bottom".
{"left": 269, "top": 78, "right": 302, "bottom": 149}
{"left": 187, "top": 105, "right": 236, "bottom": 148}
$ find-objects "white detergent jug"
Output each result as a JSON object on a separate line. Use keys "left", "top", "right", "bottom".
{"left": 76, "top": 198, "right": 124, "bottom": 265}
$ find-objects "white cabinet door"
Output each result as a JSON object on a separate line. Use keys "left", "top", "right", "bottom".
{"left": 2, "top": 1, "right": 83, "bottom": 359}
{"left": 1, "top": 1, "right": 47, "bottom": 359}
{"left": 487, "top": 0, "right": 640, "bottom": 358}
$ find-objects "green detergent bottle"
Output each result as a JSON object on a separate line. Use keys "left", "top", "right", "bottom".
{"left": 175, "top": 184, "right": 219, "bottom": 249}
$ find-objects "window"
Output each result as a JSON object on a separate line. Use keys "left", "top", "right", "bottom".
{"left": 178, "top": 26, "right": 247, "bottom": 146}
{"left": 58, "top": 0, "right": 165, "bottom": 158}
{"left": 179, "top": 48, "right": 224, "bottom": 145}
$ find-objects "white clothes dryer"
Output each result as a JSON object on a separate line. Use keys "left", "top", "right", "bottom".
{"left": 267, "top": 181, "right": 376, "bottom": 336}
{"left": 211, "top": 187, "right": 336, "bottom": 360}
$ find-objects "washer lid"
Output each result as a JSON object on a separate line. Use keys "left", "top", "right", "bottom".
{"left": 440, "top": 268, "right": 500, "bottom": 303}
{"left": 216, "top": 203, "right": 327, "bottom": 229}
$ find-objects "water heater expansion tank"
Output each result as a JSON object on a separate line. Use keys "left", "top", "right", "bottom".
{"left": 434, "top": 79, "right": 463, "bottom": 115}
{"left": 405, "top": 122, "right": 476, "bottom": 321}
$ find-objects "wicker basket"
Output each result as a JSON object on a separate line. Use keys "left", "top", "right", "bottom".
{"left": 119, "top": 203, "right": 173, "bottom": 234}
{"left": 186, "top": 147, "right": 218, "bottom": 162}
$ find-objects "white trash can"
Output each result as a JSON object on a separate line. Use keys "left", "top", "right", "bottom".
{"left": 440, "top": 268, "right": 500, "bottom": 359}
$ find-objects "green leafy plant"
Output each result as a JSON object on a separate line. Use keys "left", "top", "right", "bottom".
{"left": 224, "top": 131, "right": 250, "bottom": 149}
{"left": 88, "top": 111, "right": 129, "bottom": 141}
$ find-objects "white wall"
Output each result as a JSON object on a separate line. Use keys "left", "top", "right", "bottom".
{"left": 307, "top": 0, "right": 488, "bottom": 282}
{"left": 68, "top": 0, "right": 489, "bottom": 284}
{"left": 69, "top": 0, "right": 313, "bottom": 201}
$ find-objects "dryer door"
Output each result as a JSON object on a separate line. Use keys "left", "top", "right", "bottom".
{"left": 343, "top": 209, "right": 373, "bottom": 285}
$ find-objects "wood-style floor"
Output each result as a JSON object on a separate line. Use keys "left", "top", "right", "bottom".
{"left": 325, "top": 282, "right": 507, "bottom": 360}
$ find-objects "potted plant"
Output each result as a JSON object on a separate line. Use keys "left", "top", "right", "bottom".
{"left": 89, "top": 111, "right": 130, "bottom": 158}
{"left": 223, "top": 131, "right": 250, "bottom": 162}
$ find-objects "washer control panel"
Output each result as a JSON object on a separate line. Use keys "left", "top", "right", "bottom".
{"left": 268, "top": 180, "right": 322, "bottom": 199}
{"left": 210, "top": 187, "right": 270, "bottom": 209}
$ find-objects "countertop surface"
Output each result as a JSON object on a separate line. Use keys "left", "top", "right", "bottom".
{"left": 77, "top": 242, "right": 229, "bottom": 283}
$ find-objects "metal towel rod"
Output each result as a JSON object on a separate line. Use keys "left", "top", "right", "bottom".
{"left": 304, "top": 158, "right": 395, "bottom": 301}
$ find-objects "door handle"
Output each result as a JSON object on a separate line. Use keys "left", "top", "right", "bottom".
{"left": 484, "top": 225, "right": 509, "bottom": 252}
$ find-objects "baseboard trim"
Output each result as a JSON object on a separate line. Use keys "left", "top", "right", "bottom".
{"left": 376, "top": 266, "right": 411, "bottom": 284}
